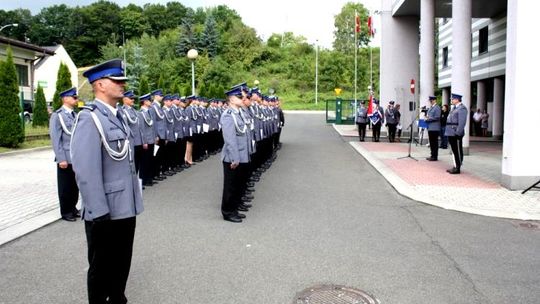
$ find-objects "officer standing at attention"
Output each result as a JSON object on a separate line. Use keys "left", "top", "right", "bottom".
{"left": 445, "top": 93, "right": 468, "bottom": 174}
{"left": 119, "top": 91, "right": 143, "bottom": 175}
{"left": 71, "top": 59, "right": 143, "bottom": 304}
{"left": 49, "top": 87, "right": 80, "bottom": 221}
{"left": 149, "top": 89, "right": 169, "bottom": 178}
{"left": 385, "top": 101, "right": 398, "bottom": 142}
{"left": 425, "top": 96, "right": 441, "bottom": 161}
{"left": 355, "top": 100, "right": 368, "bottom": 142}
{"left": 138, "top": 93, "right": 157, "bottom": 187}
{"left": 221, "top": 84, "right": 250, "bottom": 223}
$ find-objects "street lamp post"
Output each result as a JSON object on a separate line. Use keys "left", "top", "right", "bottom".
{"left": 0, "top": 23, "right": 19, "bottom": 32}
{"left": 315, "top": 39, "right": 319, "bottom": 105}
{"left": 187, "top": 49, "right": 198, "bottom": 95}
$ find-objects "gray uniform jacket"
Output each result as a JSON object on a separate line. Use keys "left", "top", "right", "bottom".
{"left": 70, "top": 101, "right": 144, "bottom": 221}
{"left": 163, "top": 106, "right": 176, "bottom": 141}
{"left": 149, "top": 101, "right": 166, "bottom": 140}
{"left": 240, "top": 107, "right": 256, "bottom": 155}
{"left": 425, "top": 104, "right": 442, "bottom": 131}
{"left": 356, "top": 106, "right": 368, "bottom": 124}
{"left": 250, "top": 105, "right": 262, "bottom": 142}
{"left": 445, "top": 103, "right": 468, "bottom": 137}
{"left": 208, "top": 107, "right": 220, "bottom": 131}
{"left": 172, "top": 105, "right": 185, "bottom": 139}
{"left": 120, "top": 105, "right": 143, "bottom": 146}
{"left": 385, "top": 108, "right": 398, "bottom": 125}
{"left": 138, "top": 108, "right": 155, "bottom": 145}
{"left": 49, "top": 107, "right": 76, "bottom": 163}
{"left": 187, "top": 106, "right": 201, "bottom": 135}
{"left": 221, "top": 108, "right": 250, "bottom": 164}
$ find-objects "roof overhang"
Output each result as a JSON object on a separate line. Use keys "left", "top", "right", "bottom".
{"left": 392, "top": 0, "right": 508, "bottom": 18}
{"left": 0, "top": 36, "right": 55, "bottom": 59}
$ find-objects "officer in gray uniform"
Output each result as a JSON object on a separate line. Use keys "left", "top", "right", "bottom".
{"left": 49, "top": 87, "right": 80, "bottom": 221}
{"left": 162, "top": 95, "right": 177, "bottom": 173}
{"left": 445, "top": 93, "right": 468, "bottom": 174}
{"left": 149, "top": 89, "right": 169, "bottom": 177}
{"left": 355, "top": 100, "right": 368, "bottom": 141}
{"left": 71, "top": 59, "right": 143, "bottom": 304}
{"left": 138, "top": 93, "right": 157, "bottom": 186}
{"left": 221, "top": 84, "right": 251, "bottom": 223}
{"left": 385, "top": 101, "right": 398, "bottom": 142}
{"left": 119, "top": 90, "right": 144, "bottom": 174}
{"left": 425, "top": 96, "right": 441, "bottom": 161}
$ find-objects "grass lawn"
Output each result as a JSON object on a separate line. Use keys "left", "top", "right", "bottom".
{"left": 25, "top": 125, "right": 49, "bottom": 136}
{"left": 0, "top": 139, "right": 51, "bottom": 154}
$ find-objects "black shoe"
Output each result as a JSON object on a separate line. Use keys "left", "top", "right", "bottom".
{"left": 73, "top": 210, "right": 81, "bottom": 218}
{"left": 236, "top": 213, "right": 246, "bottom": 219}
{"left": 241, "top": 197, "right": 252, "bottom": 203}
{"left": 62, "top": 215, "right": 77, "bottom": 222}
{"left": 163, "top": 171, "right": 174, "bottom": 176}
{"left": 246, "top": 187, "right": 255, "bottom": 192}
{"left": 237, "top": 205, "right": 249, "bottom": 212}
{"left": 143, "top": 181, "right": 155, "bottom": 186}
{"left": 240, "top": 203, "right": 252, "bottom": 208}
{"left": 246, "top": 182, "right": 255, "bottom": 187}
{"left": 447, "top": 168, "right": 460, "bottom": 174}
{"left": 194, "top": 158, "right": 203, "bottom": 162}
{"left": 243, "top": 194, "right": 254, "bottom": 200}
{"left": 249, "top": 177, "right": 260, "bottom": 182}
{"left": 426, "top": 157, "right": 438, "bottom": 161}
{"left": 223, "top": 215, "right": 242, "bottom": 223}
{"left": 180, "top": 164, "right": 190, "bottom": 169}
{"left": 154, "top": 176, "right": 165, "bottom": 181}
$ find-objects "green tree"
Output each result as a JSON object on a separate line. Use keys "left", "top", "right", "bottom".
{"left": 127, "top": 45, "right": 148, "bottom": 91}
{"left": 333, "top": 2, "right": 370, "bottom": 52}
{"left": 183, "top": 83, "right": 192, "bottom": 97}
{"left": 120, "top": 5, "right": 150, "bottom": 39}
{"left": 201, "top": 14, "right": 219, "bottom": 57}
{"left": 138, "top": 76, "right": 149, "bottom": 96}
{"left": 32, "top": 85, "right": 49, "bottom": 127}
{"left": 28, "top": 5, "right": 75, "bottom": 46}
{"left": 0, "top": 48, "right": 25, "bottom": 147}
{"left": 52, "top": 63, "right": 73, "bottom": 111}
{"left": 176, "top": 10, "right": 199, "bottom": 55}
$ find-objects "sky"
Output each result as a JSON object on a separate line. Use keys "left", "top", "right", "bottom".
{"left": 0, "top": 0, "right": 382, "bottom": 48}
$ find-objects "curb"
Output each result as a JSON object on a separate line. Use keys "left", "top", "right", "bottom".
{"left": 0, "top": 146, "right": 52, "bottom": 158}
{"left": 348, "top": 142, "right": 540, "bottom": 221}
{"left": 0, "top": 208, "right": 60, "bottom": 246}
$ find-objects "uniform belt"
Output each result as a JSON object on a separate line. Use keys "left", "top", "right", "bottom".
{"left": 446, "top": 123, "right": 458, "bottom": 125}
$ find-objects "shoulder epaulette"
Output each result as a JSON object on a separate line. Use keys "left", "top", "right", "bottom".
{"left": 80, "top": 104, "right": 97, "bottom": 111}
{"left": 55, "top": 108, "right": 63, "bottom": 113}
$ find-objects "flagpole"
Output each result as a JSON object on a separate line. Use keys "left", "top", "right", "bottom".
{"left": 315, "top": 39, "right": 319, "bottom": 105}
{"left": 354, "top": 10, "right": 358, "bottom": 117}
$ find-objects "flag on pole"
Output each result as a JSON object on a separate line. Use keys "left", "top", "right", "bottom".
{"left": 355, "top": 12, "right": 360, "bottom": 33}
{"left": 367, "top": 16, "right": 375, "bottom": 37}
{"left": 367, "top": 94, "right": 373, "bottom": 115}
{"left": 367, "top": 93, "right": 381, "bottom": 124}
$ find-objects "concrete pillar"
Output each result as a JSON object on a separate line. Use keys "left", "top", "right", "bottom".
{"left": 420, "top": 0, "right": 435, "bottom": 106}
{"left": 502, "top": 0, "right": 540, "bottom": 190}
{"left": 451, "top": 0, "right": 472, "bottom": 154}
{"left": 492, "top": 77, "right": 504, "bottom": 139}
{"left": 476, "top": 80, "right": 486, "bottom": 112}
{"left": 380, "top": 0, "right": 419, "bottom": 132}
{"left": 442, "top": 88, "right": 450, "bottom": 105}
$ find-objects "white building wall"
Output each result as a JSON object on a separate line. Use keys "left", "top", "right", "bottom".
{"left": 34, "top": 45, "right": 78, "bottom": 102}
{"left": 0, "top": 46, "right": 35, "bottom": 100}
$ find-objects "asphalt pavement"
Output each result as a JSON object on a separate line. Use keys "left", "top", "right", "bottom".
{"left": 0, "top": 112, "right": 538, "bottom": 304}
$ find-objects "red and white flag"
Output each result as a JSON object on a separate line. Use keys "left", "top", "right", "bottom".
{"left": 355, "top": 12, "right": 360, "bottom": 33}
{"left": 367, "top": 16, "right": 375, "bottom": 37}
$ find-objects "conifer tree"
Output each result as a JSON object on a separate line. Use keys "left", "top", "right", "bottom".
{"left": 0, "top": 48, "right": 25, "bottom": 147}
{"left": 138, "top": 76, "right": 149, "bottom": 96}
{"left": 32, "top": 85, "right": 49, "bottom": 127}
{"left": 52, "top": 63, "right": 73, "bottom": 110}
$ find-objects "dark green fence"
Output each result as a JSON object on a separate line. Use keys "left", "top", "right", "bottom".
{"left": 326, "top": 99, "right": 367, "bottom": 124}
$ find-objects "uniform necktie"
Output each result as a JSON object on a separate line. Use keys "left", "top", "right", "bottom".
{"left": 116, "top": 111, "right": 125, "bottom": 129}
{"left": 71, "top": 111, "right": 76, "bottom": 119}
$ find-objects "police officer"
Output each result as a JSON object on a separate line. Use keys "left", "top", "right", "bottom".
{"left": 71, "top": 59, "right": 143, "bottom": 304}
{"left": 445, "top": 93, "right": 468, "bottom": 174}
{"left": 148, "top": 89, "right": 170, "bottom": 178}
{"left": 385, "top": 101, "right": 398, "bottom": 142}
{"left": 49, "top": 87, "right": 79, "bottom": 221}
{"left": 355, "top": 100, "right": 368, "bottom": 142}
{"left": 162, "top": 95, "right": 177, "bottom": 174}
{"left": 372, "top": 99, "right": 384, "bottom": 142}
{"left": 119, "top": 91, "right": 144, "bottom": 174}
{"left": 425, "top": 96, "right": 441, "bottom": 161}
{"left": 138, "top": 93, "right": 157, "bottom": 186}
{"left": 221, "top": 84, "right": 251, "bottom": 223}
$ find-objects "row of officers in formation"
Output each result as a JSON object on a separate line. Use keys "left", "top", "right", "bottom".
{"left": 48, "top": 59, "right": 285, "bottom": 304}
{"left": 355, "top": 94, "right": 468, "bottom": 175}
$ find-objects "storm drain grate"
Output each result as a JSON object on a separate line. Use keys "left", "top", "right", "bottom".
{"left": 516, "top": 222, "right": 539, "bottom": 230}
{"left": 294, "top": 284, "right": 379, "bottom": 304}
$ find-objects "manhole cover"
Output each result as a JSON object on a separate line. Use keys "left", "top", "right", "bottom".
{"left": 294, "top": 284, "right": 379, "bottom": 304}
{"left": 516, "top": 222, "right": 539, "bottom": 230}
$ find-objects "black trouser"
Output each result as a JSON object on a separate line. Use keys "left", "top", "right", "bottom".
{"left": 357, "top": 123, "right": 366, "bottom": 141}
{"left": 221, "top": 162, "right": 248, "bottom": 216}
{"left": 428, "top": 130, "right": 440, "bottom": 159}
{"left": 85, "top": 217, "right": 136, "bottom": 304}
{"left": 387, "top": 123, "right": 397, "bottom": 142}
{"left": 57, "top": 164, "right": 79, "bottom": 217}
{"left": 140, "top": 144, "right": 154, "bottom": 184}
{"left": 372, "top": 122, "right": 381, "bottom": 141}
{"left": 448, "top": 135, "right": 464, "bottom": 169}
{"left": 192, "top": 133, "right": 202, "bottom": 160}
{"left": 165, "top": 140, "right": 176, "bottom": 171}
{"left": 154, "top": 139, "right": 166, "bottom": 176}
{"left": 176, "top": 138, "right": 186, "bottom": 167}
{"left": 134, "top": 145, "right": 143, "bottom": 174}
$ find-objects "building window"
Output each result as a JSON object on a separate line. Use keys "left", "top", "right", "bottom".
{"left": 442, "top": 47, "right": 448, "bottom": 68}
{"left": 15, "top": 64, "right": 29, "bottom": 87}
{"left": 479, "top": 26, "right": 488, "bottom": 54}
